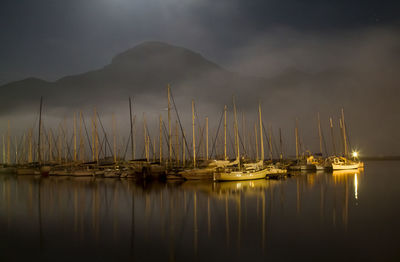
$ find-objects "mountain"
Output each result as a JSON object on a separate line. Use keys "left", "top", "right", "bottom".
{"left": 0, "top": 41, "right": 399, "bottom": 155}
{"left": 0, "top": 41, "right": 257, "bottom": 113}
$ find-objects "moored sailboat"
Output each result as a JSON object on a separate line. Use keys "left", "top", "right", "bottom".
{"left": 214, "top": 101, "right": 269, "bottom": 181}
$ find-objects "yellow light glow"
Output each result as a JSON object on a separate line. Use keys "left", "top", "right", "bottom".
{"left": 352, "top": 151, "right": 358, "bottom": 158}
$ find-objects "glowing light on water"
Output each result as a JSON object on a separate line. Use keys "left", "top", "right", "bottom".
{"left": 354, "top": 173, "right": 358, "bottom": 200}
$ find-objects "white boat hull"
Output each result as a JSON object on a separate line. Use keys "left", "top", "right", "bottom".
{"left": 332, "top": 163, "right": 360, "bottom": 170}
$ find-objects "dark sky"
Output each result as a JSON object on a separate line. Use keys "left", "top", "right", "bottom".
{"left": 1, "top": 0, "right": 399, "bottom": 84}
{"left": 1, "top": 0, "right": 400, "bottom": 157}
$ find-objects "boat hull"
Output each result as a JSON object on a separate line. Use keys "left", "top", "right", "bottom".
{"left": 214, "top": 168, "right": 269, "bottom": 181}
{"left": 17, "top": 168, "right": 39, "bottom": 175}
{"left": 332, "top": 163, "right": 360, "bottom": 170}
{"left": 0, "top": 167, "right": 17, "bottom": 174}
{"left": 180, "top": 168, "right": 214, "bottom": 180}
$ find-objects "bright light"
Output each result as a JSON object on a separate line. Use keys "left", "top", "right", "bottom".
{"left": 352, "top": 151, "right": 358, "bottom": 158}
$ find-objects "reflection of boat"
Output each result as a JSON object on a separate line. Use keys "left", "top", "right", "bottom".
{"left": 331, "top": 157, "right": 360, "bottom": 170}
{"left": 180, "top": 179, "right": 278, "bottom": 197}
{"left": 213, "top": 179, "right": 274, "bottom": 195}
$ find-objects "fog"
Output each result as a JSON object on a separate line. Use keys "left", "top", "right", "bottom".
{"left": 1, "top": 1, "right": 399, "bottom": 158}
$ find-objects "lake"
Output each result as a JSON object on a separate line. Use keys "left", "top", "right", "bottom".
{"left": 1, "top": 161, "right": 399, "bottom": 261}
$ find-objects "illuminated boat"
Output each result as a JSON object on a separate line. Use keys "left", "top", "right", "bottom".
{"left": 213, "top": 160, "right": 269, "bottom": 181}
{"left": 331, "top": 157, "right": 360, "bottom": 170}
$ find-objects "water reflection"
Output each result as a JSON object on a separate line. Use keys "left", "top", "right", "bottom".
{"left": 0, "top": 167, "right": 383, "bottom": 261}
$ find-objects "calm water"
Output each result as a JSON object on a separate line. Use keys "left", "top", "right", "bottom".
{"left": 1, "top": 161, "right": 400, "bottom": 262}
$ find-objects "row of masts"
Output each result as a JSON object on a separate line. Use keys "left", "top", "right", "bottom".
{"left": 1, "top": 87, "right": 353, "bottom": 167}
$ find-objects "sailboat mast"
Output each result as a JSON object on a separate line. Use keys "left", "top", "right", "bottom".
{"left": 279, "top": 128, "right": 283, "bottom": 160}
{"left": 255, "top": 123, "right": 258, "bottom": 161}
{"left": 38, "top": 97, "right": 43, "bottom": 164}
{"left": 317, "top": 112, "right": 323, "bottom": 155}
{"left": 168, "top": 85, "right": 172, "bottom": 163}
{"left": 129, "top": 97, "right": 134, "bottom": 160}
{"left": 28, "top": 129, "right": 32, "bottom": 163}
{"left": 143, "top": 113, "right": 149, "bottom": 162}
{"left": 258, "top": 102, "right": 264, "bottom": 163}
{"left": 14, "top": 136, "right": 17, "bottom": 164}
{"left": 2, "top": 135, "right": 5, "bottom": 164}
{"left": 153, "top": 136, "right": 156, "bottom": 162}
{"left": 94, "top": 108, "right": 98, "bottom": 163}
{"left": 268, "top": 125, "right": 272, "bottom": 162}
{"left": 295, "top": 118, "right": 299, "bottom": 160}
{"left": 58, "top": 125, "right": 62, "bottom": 163}
{"left": 242, "top": 112, "right": 245, "bottom": 155}
{"left": 79, "top": 111, "right": 84, "bottom": 162}
{"left": 7, "top": 120, "right": 10, "bottom": 164}
{"left": 330, "top": 117, "right": 336, "bottom": 156}
{"left": 182, "top": 129, "right": 186, "bottom": 166}
{"left": 112, "top": 113, "right": 117, "bottom": 163}
{"left": 192, "top": 100, "right": 196, "bottom": 168}
{"left": 175, "top": 120, "right": 179, "bottom": 164}
{"left": 49, "top": 130, "right": 52, "bottom": 162}
{"left": 341, "top": 108, "right": 348, "bottom": 157}
{"left": 233, "top": 97, "right": 240, "bottom": 167}
{"left": 159, "top": 115, "right": 162, "bottom": 163}
{"left": 63, "top": 118, "right": 67, "bottom": 162}
{"left": 74, "top": 112, "right": 77, "bottom": 162}
{"left": 206, "top": 117, "right": 209, "bottom": 160}
{"left": 224, "top": 105, "right": 227, "bottom": 160}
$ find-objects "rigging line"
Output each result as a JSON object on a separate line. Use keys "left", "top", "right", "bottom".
{"left": 96, "top": 111, "right": 114, "bottom": 158}
{"left": 228, "top": 129, "right": 235, "bottom": 158}
{"left": 210, "top": 109, "right": 224, "bottom": 159}
{"left": 344, "top": 122, "right": 352, "bottom": 153}
{"left": 144, "top": 121, "right": 155, "bottom": 158}
{"left": 48, "top": 128, "right": 58, "bottom": 161}
{"left": 122, "top": 134, "right": 131, "bottom": 160}
{"left": 162, "top": 120, "right": 176, "bottom": 158}
{"left": 263, "top": 122, "right": 280, "bottom": 159}
{"left": 16, "top": 134, "right": 25, "bottom": 163}
{"left": 97, "top": 134, "right": 107, "bottom": 160}
{"left": 271, "top": 129, "right": 280, "bottom": 159}
{"left": 81, "top": 113, "right": 93, "bottom": 156}
{"left": 262, "top": 122, "right": 273, "bottom": 159}
{"left": 237, "top": 127, "right": 247, "bottom": 157}
{"left": 321, "top": 124, "right": 328, "bottom": 157}
{"left": 196, "top": 121, "right": 205, "bottom": 158}
{"left": 169, "top": 87, "right": 192, "bottom": 159}
{"left": 57, "top": 122, "right": 73, "bottom": 161}
{"left": 194, "top": 105, "right": 205, "bottom": 154}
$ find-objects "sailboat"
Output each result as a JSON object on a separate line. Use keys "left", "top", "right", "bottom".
{"left": 331, "top": 109, "right": 362, "bottom": 170}
{"left": 181, "top": 102, "right": 236, "bottom": 180}
{"left": 214, "top": 101, "right": 269, "bottom": 181}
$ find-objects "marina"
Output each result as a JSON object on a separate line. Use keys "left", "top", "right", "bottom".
{"left": 0, "top": 86, "right": 363, "bottom": 181}
{"left": 1, "top": 0, "right": 399, "bottom": 261}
